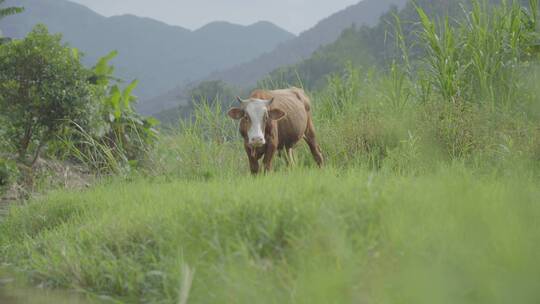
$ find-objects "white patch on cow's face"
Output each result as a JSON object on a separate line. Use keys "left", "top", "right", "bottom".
{"left": 244, "top": 99, "right": 269, "bottom": 147}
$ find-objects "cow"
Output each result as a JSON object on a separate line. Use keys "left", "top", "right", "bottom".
{"left": 227, "top": 87, "right": 324, "bottom": 174}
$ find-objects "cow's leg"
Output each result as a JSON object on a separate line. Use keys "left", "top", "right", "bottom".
{"left": 245, "top": 146, "right": 260, "bottom": 175}
{"left": 248, "top": 157, "right": 260, "bottom": 175}
{"left": 304, "top": 117, "right": 324, "bottom": 167}
{"left": 263, "top": 144, "right": 277, "bottom": 173}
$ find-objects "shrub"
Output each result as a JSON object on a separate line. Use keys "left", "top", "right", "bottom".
{"left": 59, "top": 51, "right": 159, "bottom": 175}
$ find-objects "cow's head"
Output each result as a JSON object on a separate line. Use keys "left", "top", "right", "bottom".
{"left": 228, "top": 97, "right": 286, "bottom": 148}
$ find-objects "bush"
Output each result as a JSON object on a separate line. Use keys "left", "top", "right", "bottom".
{"left": 59, "top": 51, "right": 159, "bottom": 175}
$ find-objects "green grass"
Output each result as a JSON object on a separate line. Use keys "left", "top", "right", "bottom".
{"left": 1, "top": 166, "right": 539, "bottom": 303}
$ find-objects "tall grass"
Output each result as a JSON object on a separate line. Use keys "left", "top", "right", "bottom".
{"left": 416, "top": 0, "right": 539, "bottom": 106}
{"left": 59, "top": 122, "right": 130, "bottom": 176}
{"left": 148, "top": 0, "right": 540, "bottom": 177}
{"left": 152, "top": 98, "right": 246, "bottom": 180}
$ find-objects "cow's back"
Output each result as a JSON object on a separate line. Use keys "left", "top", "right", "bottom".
{"left": 250, "top": 88, "right": 310, "bottom": 149}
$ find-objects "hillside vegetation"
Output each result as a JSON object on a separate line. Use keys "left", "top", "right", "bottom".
{"left": 262, "top": 0, "right": 537, "bottom": 90}
{"left": 1, "top": 0, "right": 540, "bottom": 303}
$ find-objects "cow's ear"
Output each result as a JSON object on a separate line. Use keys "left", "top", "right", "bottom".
{"left": 227, "top": 108, "right": 244, "bottom": 120}
{"left": 268, "top": 108, "right": 286, "bottom": 121}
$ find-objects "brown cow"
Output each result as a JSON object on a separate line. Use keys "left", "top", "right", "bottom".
{"left": 227, "top": 87, "right": 324, "bottom": 174}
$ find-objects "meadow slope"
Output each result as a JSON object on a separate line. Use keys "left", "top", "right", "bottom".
{"left": 1, "top": 166, "right": 539, "bottom": 303}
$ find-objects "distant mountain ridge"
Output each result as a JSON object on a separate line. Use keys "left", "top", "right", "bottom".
{"left": 145, "top": 0, "right": 408, "bottom": 116}
{"left": 0, "top": 0, "right": 295, "bottom": 103}
{"left": 207, "top": 0, "right": 409, "bottom": 87}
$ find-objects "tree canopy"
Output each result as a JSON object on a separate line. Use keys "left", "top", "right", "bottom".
{"left": 0, "top": 25, "right": 96, "bottom": 164}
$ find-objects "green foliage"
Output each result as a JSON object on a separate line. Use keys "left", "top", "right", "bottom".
{"left": 103, "top": 79, "right": 159, "bottom": 161}
{"left": 180, "top": 98, "right": 237, "bottom": 143}
{"left": 316, "top": 63, "right": 361, "bottom": 119}
{"left": 417, "top": 11, "right": 462, "bottom": 101}
{"left": 0, "top": 25, "right": 157, "bottom": 179}
{"left": 0, "top": 0, "right": 23, "bottom": 20}
{"left": 60, "top": 123, "right": 131, "bottom": 176}
{"left": 0, "top": 25, "right": 96, "bottom": 165}
{"left": 88, "top": 50, "right": 118, "bottom": 87}
{"left": 0, "top": 158, "right": 18, "bottom": 191}
{"left": 61, "top": 51, "right": 159, "bottom": 175}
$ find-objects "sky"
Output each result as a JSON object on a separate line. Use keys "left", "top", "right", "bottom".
{"left": 69, "top": 0, "right": 361, "bottom": 34}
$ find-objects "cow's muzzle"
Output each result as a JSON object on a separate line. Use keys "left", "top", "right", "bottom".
{"left": 249, "top": 137, "right": 266, "bottom": 148}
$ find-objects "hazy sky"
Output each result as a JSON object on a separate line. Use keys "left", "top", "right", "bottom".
{"left": 69, "top": 0, "right": 361, "bottom": 34}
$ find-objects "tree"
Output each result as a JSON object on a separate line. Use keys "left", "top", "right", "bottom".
{"left": 0, "top": 0, "right": 23, "bottom": 20}
{"left": 0, "top": 0, "right": 24, "bottom": 44}
{"left": 0, "top": 25, "right": 96, "bottom": 166}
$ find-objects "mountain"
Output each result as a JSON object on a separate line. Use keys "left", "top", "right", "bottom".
{"left": 0, "top": 0, "right": 295, "bottom": 106}
{"left": 146, "top": 0, "right": 408, "bottom": 116}
{"left": 206, "top": 0, "right": 409, "bottom": 87}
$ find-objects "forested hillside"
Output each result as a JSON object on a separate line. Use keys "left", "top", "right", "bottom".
{"left": 0, "top": 0, "right": 294, "bottom": 102}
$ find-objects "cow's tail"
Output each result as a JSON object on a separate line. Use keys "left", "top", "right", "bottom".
{"left": 290, "top": 87, "right": 312, "bottom": 112}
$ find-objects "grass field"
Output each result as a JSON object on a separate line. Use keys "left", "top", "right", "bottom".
{"left": 1, "top": 165, "right": 540, "bottom": 303}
